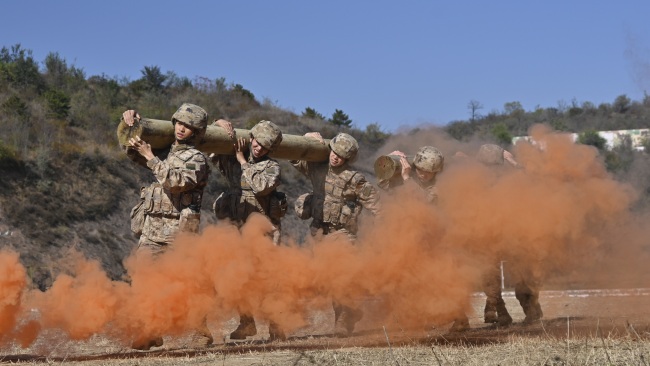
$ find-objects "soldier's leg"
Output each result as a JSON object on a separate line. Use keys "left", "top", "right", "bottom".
{"left": 131, "top": 236, "right": 166, "bottom": 350}
{"left": 515, "top": 280, "right": 542, "bottom": 323}
{"left": 268, "top": 321, "right": 287, "bottom": 342}
{"left": 449, "top": 312, "right": 470, "bottom": 332}
{"left": 191, "top": 318, "right": 214, "bottom": 347}
{"left": 483, "top": 264, "right": 501, "bottom": 323}
{"left": 230, "top": 313, "right": 257, "bottom": 340}
{"left": 483, "top": 262, "right": 512, "bottom": 325}
{"left": 333, "top": 301, "right": 363, "bottom": 337}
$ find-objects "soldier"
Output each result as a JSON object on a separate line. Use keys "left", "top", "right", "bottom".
{"left": 124, "top": 103, "right": 213, "bottom": 349}
{"left": 211, "top": 119, "right": 287, "bottom": 341}
{"left": 378, "top": 146, "right": 470, "bottom": 332}
{"left": 477, "top": 143, "right": 542, "bottom": 325}
{"left": 378, "top": 146, "right": 444, "bottom": 204}
{"left": 291, "top": 132, "right": 381, "bottom": 337}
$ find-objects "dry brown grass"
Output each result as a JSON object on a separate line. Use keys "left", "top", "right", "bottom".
{"left": 2, "top": 295, "right": 650, "bottom": 365}
{"left": 2, "top": 335, "right": 649, "bottom": 365}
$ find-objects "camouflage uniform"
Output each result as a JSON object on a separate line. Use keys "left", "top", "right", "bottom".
{"left": 292, "top": 133, "right": 380, "bottom": 336}
{"left": 377, "top": 146, "right": 443, "bottom": 204}
{"left": 292, "top": 162, "right": 380, "bottom": 239}
{"left": 478, "top": 144, "right": 542, "bottom": 324}
{"left": 212, "top": 153, "right": 282, "bottom": 243}
{"left": 129, "top": 104, "right": 210, "bottom": 255}
{"left": 127, "top": 103, "right": 212, "bottom": 349}
{"left": 378, "top": 146, "right": 469, "bottom": 332}
{"left": 212, "top": 120, "right": 286, "bottom": 341}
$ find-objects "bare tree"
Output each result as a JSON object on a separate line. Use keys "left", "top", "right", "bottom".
{"left": 467, "top": 99, "right": 483, "bottom": 122}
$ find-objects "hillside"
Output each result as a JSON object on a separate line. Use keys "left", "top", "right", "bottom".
{"left": 0, "top": 45, "right": 389, "bottom": 288}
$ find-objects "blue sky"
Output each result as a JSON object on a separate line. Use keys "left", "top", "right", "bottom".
{"left": 3, "top": 1, "right": 650, "bottom": 132}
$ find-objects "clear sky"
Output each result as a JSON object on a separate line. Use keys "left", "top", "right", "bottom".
{"left": 3, "top": 0, "right": 650, "bottom": 132}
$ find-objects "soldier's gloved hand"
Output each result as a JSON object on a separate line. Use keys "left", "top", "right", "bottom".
{"left": 123, "top": 110, "right": 140, "bottom": 127}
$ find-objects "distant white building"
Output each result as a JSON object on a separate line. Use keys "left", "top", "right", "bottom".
{"left": 513, "top": 128, "right": 650, "bottom": 151}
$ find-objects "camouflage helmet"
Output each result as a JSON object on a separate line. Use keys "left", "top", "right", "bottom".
{"left": 250, "top": 120, "right": 283, "bottom": 151}
{"left": 477, "top": 144, "right": 505, "bottom": 165}
{"left": 412, "top": 146, "right": 444, "bottom": 173}
{"left": 329, "top": 133, "right": 359, "bottom": 162}
{"left": 171, "top": 103, "right": 208, "bottom": 132}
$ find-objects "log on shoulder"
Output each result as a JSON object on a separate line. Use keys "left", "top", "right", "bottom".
{"left": 117, "top": 118, "right": 331, "bottom": 162}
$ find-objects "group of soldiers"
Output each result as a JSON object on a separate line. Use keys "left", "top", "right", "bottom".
{"left": 123, "top": 102, "right": 542, "bottom": 350}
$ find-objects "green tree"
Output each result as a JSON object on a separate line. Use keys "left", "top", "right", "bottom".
{"left": 363, "top": 122, "right": 389, "bottom": 144}
{"left": 490, "top": 122, "right": 513, "bottom": 145}
{"left": 2, "top": 95, "right": 29, "bottom": 119}
{"left": 329, "top": 109, "right": 352, "bottom": 128}
{"left": 44, "top": 52, "right": 85, "bottom": 92}
{"left": 44, "top": 89, "right": 71, "bottom": 119}
{"left": 604, "top": 135, "right": 635, "bottom": 173}
{"left": 504, "top": 101, "right": 524, "bottom": 116}
{"left": 141, "top": 65, "right": 167, "bottom": 92}
{"left": 232, "top": 83, "right": 255, "bottom": 101}
{"left": 164, "top": 71, "right": 192, "bottom": 90}
{"left": 0, "top": 44, "right": 45, "bottom": 91}
{"left": 88, "top": 74, "right": 123, "bottom": 108}
{"left": 445, "top": 120, "right": 476, "bottom": 141}
{"left": 613, "top": 94, "right": 631, "bottom": 113}
{"left": 302, "top": 107, "right": 325, "bottom": 120}
{"left": 577, "top": 130, "right": 606, "bottom": 150}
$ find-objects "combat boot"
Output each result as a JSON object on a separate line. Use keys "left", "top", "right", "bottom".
{"left": 449, "top": 314, "right": 470, "bottom": 332}
{"left": 523, "top": 297, "right": 543, "bottom": 323}
{"left": 132, "top": 336, "right": 163, "bottom": 351}
{"left": 191, "top": 322, "right": 214, "bottom": 348}
{"left": 495, "top": 298, "right": 513, "bottom": 326}
{"left": 230, "top": 314, "right": 257, "bottom": 340}
{"left": 334, "top": 306, "right": 363, "bottom": 337}
{"left": 268, "top": 321, "right": 287, "bottom": 342}
{"left": 484, "top": 298, "right": 498, "bottom": 323}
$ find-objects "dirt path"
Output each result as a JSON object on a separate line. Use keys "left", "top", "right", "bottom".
{"left": 2, "top": 289, "right": 649, "bottom": 363}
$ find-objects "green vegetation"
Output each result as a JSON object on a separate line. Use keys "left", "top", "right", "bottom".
{"left": 329, "top": 108, "right": 353, "bottom": 128}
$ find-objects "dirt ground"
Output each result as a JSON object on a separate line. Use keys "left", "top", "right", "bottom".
{"left": 2, "top": 289, "right": 650, "bottom": 364}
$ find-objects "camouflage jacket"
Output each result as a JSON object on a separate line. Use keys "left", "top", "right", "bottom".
{"left": 379, "top": 174, "right": 439, "bottom": 205}
{"left": 291, "top": 160, "right": 380, "bottom": 235}
{"left": 134, "top": 143, "right": 209, "bottom": 245}
{"left": 212, "top": 151, "right": 281, "bottom": 223}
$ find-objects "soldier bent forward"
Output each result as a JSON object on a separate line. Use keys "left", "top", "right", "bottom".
{"left": 211, "top": 119, "right": 287, "bottom": 341}
{"left": 292, "top": 132, "right": 381, "bottom": 337}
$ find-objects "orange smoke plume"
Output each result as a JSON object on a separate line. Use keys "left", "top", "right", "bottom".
{"left": 1, "top": 123, "right": 648, "bottom": 348}
{"left": 0, "top": 250, "right": 27, "bottom": 343}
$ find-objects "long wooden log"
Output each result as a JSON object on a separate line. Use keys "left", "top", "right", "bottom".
{"left": 373, "top": 154, "right": 417, "bottom": 181}
{"left": 117, "top": 118, "right": 331, "bottom": 162}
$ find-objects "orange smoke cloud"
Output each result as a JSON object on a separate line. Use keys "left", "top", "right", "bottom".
{"left": 437, "top": 124, "right": 639, "bottom": 284}
{"left": 0, "top": 250, "right": 27, "bottom": 344}
{"left": 27, "top": 251, "right": 127, "bottom": 340}
{"left": 2, "top": 123, "right": 649, "bottom": 349}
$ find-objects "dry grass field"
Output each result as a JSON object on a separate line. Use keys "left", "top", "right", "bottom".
{"left": 2, "top": 289, "right": 649, "bottom": 365}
